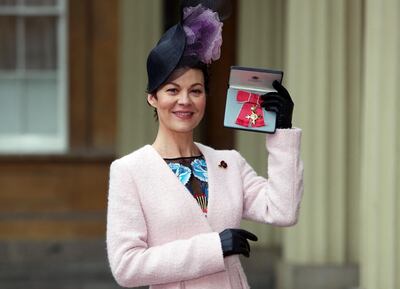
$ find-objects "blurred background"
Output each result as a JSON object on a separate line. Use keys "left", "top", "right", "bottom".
{"left": 0, "top": 0, "right": 398, "bottom": 289}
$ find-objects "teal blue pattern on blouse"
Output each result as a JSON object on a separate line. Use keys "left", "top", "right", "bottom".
{"left": 167, "top": 162, "right": 191, "bottom": 185}
{"left": 191, "top": 158, "right": 208, "bottom": 199}
{"left": 191, "top": 158, "right": 208, "bottom": 182}
{"left": 165, "top": 156, "right": 209, "bottom": 214}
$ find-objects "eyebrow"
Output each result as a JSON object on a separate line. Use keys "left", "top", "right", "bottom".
{"left": 167, "top": 82, "right": 204, "bottom": 88}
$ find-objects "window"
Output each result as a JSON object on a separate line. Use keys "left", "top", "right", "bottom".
{"left": 0, "top": 0, "right": 67, "bottom": 153}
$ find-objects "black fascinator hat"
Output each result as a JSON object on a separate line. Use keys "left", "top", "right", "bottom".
{"left": 146, "top": 0, "right": 231, "bottom": 93}
{"left": 146, "top": 24, "right": 186, "bottom": 93}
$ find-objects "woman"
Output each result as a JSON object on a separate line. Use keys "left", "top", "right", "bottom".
{"left": 107, "top": 1, "right": 303, "bottom": 288}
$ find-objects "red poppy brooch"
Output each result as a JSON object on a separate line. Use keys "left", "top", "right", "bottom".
{"left": 219, "top": 160, "right": 227, "bottom": 169}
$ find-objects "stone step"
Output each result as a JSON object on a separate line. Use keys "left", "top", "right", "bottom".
{"left": 0, "top": 240, "right": 126, "bottom": 288}
{"left": 0, "top": 240, "right": 279, "bottom": 289}
{"left": 0, "top": 280, "right": 123, "bottom": 289}
{"left": 0, "top": 262, "right": 111, "bottom": 280}
{"left": 0, "top": 240, "right": 107, "bottom": 264}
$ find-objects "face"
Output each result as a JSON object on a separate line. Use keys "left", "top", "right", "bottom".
{"left": 147, "top": 68, "right": 206, "bottom": 136}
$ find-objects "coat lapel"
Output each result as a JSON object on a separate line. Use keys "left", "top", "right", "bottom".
{"left": 144, "top": 145, "right": 213, "bottom": 231}
{"left": 195, "top": 143, "right": 227, "bottom": 230}
{"left": 143, "top": 144, "right": 228, "bottom": 232}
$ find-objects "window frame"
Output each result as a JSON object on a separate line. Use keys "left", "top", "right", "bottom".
{"left": 0, "top": 0, "right": 68, "bottom": 154}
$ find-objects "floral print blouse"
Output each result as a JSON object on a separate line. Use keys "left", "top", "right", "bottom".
{"left": 164, "top": 155, "right": 208, "bottom": 216}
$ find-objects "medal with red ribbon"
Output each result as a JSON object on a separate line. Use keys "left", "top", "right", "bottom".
{"left": 235, "top": 90, "right": 266, "bottom": 127}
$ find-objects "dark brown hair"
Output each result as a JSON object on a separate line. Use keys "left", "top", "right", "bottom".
{"left": 147, "top": 56, "right": 210, "bottom": 119}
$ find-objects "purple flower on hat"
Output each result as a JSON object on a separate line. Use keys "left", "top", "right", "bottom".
{"left": 183, "top": 4, "right": 223, "bottom": 64}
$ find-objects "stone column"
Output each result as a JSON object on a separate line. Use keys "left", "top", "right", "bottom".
{"left": 277, "top": 0, "right": 361, "bottom": 287}
{"left": 117, "top": 0, "right": 161, "bottom": 156}
{"left": 360, "top": 0, "right": 400, "bottom": 288}
{"left": 283, "top": 0, "right": 349, "bottom": 264}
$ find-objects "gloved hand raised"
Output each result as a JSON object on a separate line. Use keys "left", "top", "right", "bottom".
{"left": 261, "top": 80, "right": 294, "bottom": 129}
{"left": 219, "top": 228, "right": 258, "bottom": 258}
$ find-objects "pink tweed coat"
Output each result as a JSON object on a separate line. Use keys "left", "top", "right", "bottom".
{"left": 107, "top": 128, "right": 304, "bottom": 289}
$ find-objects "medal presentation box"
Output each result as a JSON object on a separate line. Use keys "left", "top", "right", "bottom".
{"left": 223, "top": 66, "right": 283, "bottom": 133}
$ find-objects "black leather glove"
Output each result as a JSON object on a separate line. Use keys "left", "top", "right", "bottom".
{"left": 261, "top": 80, "right": 294, "bottom": 129}
{"left": 219, "top": 228, "right": 258, "bottom": 258}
